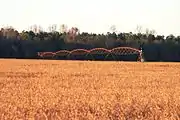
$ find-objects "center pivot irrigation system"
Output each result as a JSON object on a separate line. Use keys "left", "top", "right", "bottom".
{"left": 37, "top": 47, "right": 143, "bottom": 62}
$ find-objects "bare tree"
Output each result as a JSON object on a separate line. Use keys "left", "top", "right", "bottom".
{"left": 145, "top": 28, "right": 156, "bottom": 36}
{"left": 60, "top": 24, "right": 68, "bottom": 33}
{"left": 48, "top": 24, "right": 57, "bottom": 33}
{"left": 149, "top": 29, "right": 156, "bottom": 35}
{"left": 52, "top": 24, "right": 57, "bottom": 32}
{"left": 65, "top": 27, "right": 80, "bottom": 42}
{"left": 135, "top": 25, "right": 143, "bottom": 33}
{"left": 105, "top": 25, "right": 117, "bottom": 48}
{"left": 145, "top": 28, "right": 150, "bottom": 37}
{"left": 31, "top": 24, "right": 38, "bottom": 34}
{"left": 38, "top": 25, "right": 44, "bottom": 32}
{"left": 109, "top": 25, "right": 117, "bottom": 33}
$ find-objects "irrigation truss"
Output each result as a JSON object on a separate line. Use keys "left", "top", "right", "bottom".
{"left": 37, "top": 47, "right": 143, "bottom": 62}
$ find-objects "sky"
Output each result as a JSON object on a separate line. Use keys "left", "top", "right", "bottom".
{"left": 0, "top": 0, "right": 180, "bottom": 36}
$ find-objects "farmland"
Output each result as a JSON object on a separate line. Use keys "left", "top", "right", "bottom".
{"left": 0, "top": 59, "right": 179, "bottom": 119}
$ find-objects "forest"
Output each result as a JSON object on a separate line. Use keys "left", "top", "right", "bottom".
{"left": 0, "top": 25, "right": 180, "bottom": 61}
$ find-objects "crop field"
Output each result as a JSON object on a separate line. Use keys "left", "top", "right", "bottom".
{"left": 0, "top": 59, "right": 179, "bottom": 120}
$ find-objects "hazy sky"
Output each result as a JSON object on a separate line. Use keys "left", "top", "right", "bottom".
{"left": 0, "top": 0, "right": 180, "bottom": 36}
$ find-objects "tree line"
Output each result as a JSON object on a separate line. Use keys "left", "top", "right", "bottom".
{"left": 0, "top": 25, "right": 180, "bottom": 61}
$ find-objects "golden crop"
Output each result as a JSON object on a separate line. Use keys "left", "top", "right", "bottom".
{"left": 0, "top": 59, "right": 179, "bottom": 120}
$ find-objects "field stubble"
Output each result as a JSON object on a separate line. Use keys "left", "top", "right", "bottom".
{"left": 0, "top": 59, "right": 179, "bottom": 120}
